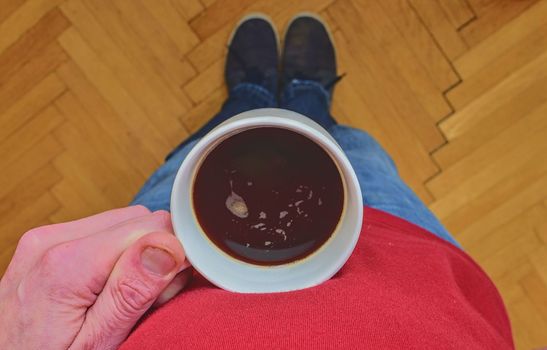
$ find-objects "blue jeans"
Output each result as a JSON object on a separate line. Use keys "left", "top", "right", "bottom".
{"left": 132, "top": 80, "right": 459, "bottom": 247}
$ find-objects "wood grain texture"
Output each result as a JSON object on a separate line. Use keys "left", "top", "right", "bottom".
{"left": 0, "top": 0, "right": 546, "bottom": 347}
{"left": 409, "top": 0, "right": 468, "bottom": 60}
{"left": 455, "top": 0, "right": 547, "bottom": 78}
{"left": 460, "top": 0, "right": 539, "bottom": 47}
{"left": 438, "top": 0, "right": 475, "bottom": 29}
{"left": 171, "top": 0, "right": 204, "bottom": 21}
{"left": 0, "top": 41, "right": 68, "bottom": 115}
{"left": 440, "top": 49, "right": 547, "bottom": 140}
{"left": 378, "top": 0, "right": 460, "bottom": 92}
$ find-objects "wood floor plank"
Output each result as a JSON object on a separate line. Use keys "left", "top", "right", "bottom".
{"left": 186, "top": 22, "right": 227, "bottom": 73}
{"left": 111, "top": 0, "right": 196, "bottom": 83}
{"left": 189, "top": 0, "right": 255, "bottom": 40}
{"left": 429, "top": 126, "right": 547, "bottom": 229}
{"left": 480, "top": 233, "right": 542, "bottom": 280}
{"left": 447, "top": 23, "right": 547, "bottom": 110}
{"left": 0, "top": 136, "right": 64, "bottom": 200}
{"left": 460, "top": 0, "right": 539, "bottom": 48}
{"left": 370, "top": 0, "right": 454, "bottom": 120}
{"left": 55, "top": 62, "right": 159, "bottom": 177}
{"left": 428, "top": 99, "right": 547, "bottom": 198}
{"left": 0, "top": 105, "right": 64, "bottom": 168}
{"left": 0, "top": 165, "right": 62, "bottom": 221}
{"left": 54, "top": 92, "right": 146, "bottom": 192}
{"left": 0, "top": 0, "right": 65, "bottom": 54}
{"left": 377, "top": 0, "right": 459, "bottom": 92}
{"left": 465, "top": 204, "right": 547, "bottom": 292}
{"left": 49, "top": 179, "right": 97, "bottom": 224}
{"left": 101, "top": 0, "right": 184, "bottom": 71}
{"left": 434, "top": 74, "right": 547, "bottom": 169}
{"left": 200, "top": 0, "right": 217, "bottom": 8}
{"left": 520, "top": 270, "right": 547, "bottom": 328}
{"left": 0, "top": 73, "right": 66, "bottom": 141}
{"left": 57, "top": 27, "right": 172, "bottom": 163}
{"left": 140, "top": 0, "right": 200, "bottom": 56}
{"left": 0, "top": 192, "right": 59, "bottom": 276}
{"left": 466, "top": 0, "right": 495, "bottom": 15}
{"left": 438, "top": 0, "right": 475, "bottom": 29}
{"left": 81, "top": 0, "right": 196, "bottom": 91}
{"left": 318, "top": 9, "right": 339, "bottom": 33}
{"left": 454, "top": 0, "right": 547, "bottom": 80}
{"left": 53, "top": 122, "right": 134, "bottom": 208}
{"left": 52, "top": 149, "right": 120, "bottom": 211}
{"left": 493, "top": 259, "right": 532, "bottom": 305}
{"left": 410, "top": 0, "right": 468, "bottom": 60}
{"left": 0, "top": 243, "right": 17, "bottom": 276}
{"left": 538, "top": 218, "right": 547, "bottom": 245}
{"left": 0, "top": 41, "right": 68, "bottom": 115}
{"left": 530, "top": 247, "right": 547, "bottom": 289}
{"left": 0, "top": 164, "right": 61, "bottom": 273}
{"left": 454, "top": 174, "right": 547, "bottom": 247}
{"left": 183, "top": 58, "right": 224, "bottom": 104}
{"left": 52, "top": 155, "right": 113, "bottom": 214}
{"left": 439, "top": 49, "right": 547, "bottom": 140}
{"left": 434, "top": 154, "right": 547, "bottom": 239}
{"left": 171, "top": 0, "right": 204, "bottom": 21}
{"left": 459, "top": 203, "right": 546, "bottom": 263}
{"left": 60, "top": 0, "right": 190, "bottom": 147}
{"left": 0, "top": 0, "right": 26, "bottom": 24}
{"left": 0, "top": 8, "right": 69, "bottom": 85}
{"left": 508, "top": 293, "right": 547, "bottom": 350}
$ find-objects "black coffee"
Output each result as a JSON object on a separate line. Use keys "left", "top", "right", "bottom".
{"left": 193, "top": 127, "right": 344, "bottom": 266}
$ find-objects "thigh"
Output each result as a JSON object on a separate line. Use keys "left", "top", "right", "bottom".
{"left": 329, "top": 125, "right": 460, "bottom": 247}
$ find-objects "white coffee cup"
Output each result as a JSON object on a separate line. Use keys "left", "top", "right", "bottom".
{"left": 170, "top": 108, "right": 362, "bottom": 293}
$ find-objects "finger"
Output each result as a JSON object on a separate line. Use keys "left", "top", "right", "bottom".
{"left": 69, "top": 231, "right": 186, "bottom": 349}
{"left": 42, "top": 205, "right": 152, "bottom": 237}
{"left": 19, "top": 211, "right": 174, "bottom": 299}
{"left": 4, "top": 205, "right": 151, "bottom": 283}
{"left": 153, "top": 265, "right": 193, "bottom": 308}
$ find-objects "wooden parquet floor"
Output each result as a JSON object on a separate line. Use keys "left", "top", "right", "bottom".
{"left": 0, "top": 0, "right": 546, "bottom": 347}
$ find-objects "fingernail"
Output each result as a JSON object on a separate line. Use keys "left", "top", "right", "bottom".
{"left": 141, "top": 247, "right": 176, "bottom": 276}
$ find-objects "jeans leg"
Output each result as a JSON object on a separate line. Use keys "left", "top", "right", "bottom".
{"left": 330, "top": 125, "right": 460, "bottom": 247}
{"left": 131, "top": 83, "right": 276, "bottom": 211}
{"left": 280, "top": 79, "right": 338, "bottom": 130}
{"left": 280, "top": 79, "right": 459, "bottom": 247}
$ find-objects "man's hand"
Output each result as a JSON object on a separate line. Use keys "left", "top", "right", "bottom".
{"left": 0, "top": 205, "right": 191, "bottom": 349}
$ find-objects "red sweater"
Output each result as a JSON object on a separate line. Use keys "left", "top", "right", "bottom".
{"left": 121, "top": 207, "right": 513, "bottom": 349}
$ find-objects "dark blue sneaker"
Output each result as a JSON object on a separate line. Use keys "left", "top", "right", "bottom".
{"left": 281, "top": 14, "right": 342, "bottom": 100}
{"left": 225, "top": 15, "right": 279, "bottom": 95}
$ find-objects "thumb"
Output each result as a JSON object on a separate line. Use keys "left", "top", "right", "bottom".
{"left": 70, "top": 231, "right": 186, "bottom": 349}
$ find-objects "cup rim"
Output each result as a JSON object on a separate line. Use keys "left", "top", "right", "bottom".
{"left": 171, "top": 108, "right": 363, "bottom": 293}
